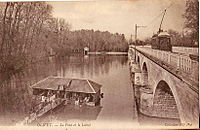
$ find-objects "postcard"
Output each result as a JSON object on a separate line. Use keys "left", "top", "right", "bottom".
{"left": 0, "top": 0, "right": 199, "bottom": 129}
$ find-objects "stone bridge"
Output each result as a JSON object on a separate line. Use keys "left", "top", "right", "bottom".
{"left": 128, "top": 45, "right": 199, "bottom": 126}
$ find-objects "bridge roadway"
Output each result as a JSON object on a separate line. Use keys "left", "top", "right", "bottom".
{"left": 128, "top": 45, "right": 199, "bottom": 127}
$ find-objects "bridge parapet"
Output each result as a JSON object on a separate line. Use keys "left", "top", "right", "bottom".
{"left": 135, "top": 46, "right": 199, "bottom": 82}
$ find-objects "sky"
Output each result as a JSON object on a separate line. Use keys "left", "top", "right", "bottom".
{"left": 49, "top": 0, "right": 186, "bottom": 40}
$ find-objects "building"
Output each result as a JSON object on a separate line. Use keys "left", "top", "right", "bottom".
{"left": 31, "top": 76, "right": 102, "bottom": 106}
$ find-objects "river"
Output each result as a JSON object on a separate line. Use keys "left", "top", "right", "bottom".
{"left": 0, "top": 55, "right": 139, "bottom": 126}
{"left": 0, "top": 54, "right": 181, "bottom": 127}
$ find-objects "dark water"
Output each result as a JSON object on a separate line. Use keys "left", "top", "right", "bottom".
{"left": 0, "top": 55, "right": 137, "bottom": 125}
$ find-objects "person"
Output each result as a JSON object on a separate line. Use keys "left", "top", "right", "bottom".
{"left": 75, "top": 98, "right": 79, "bottom": 106}
{"left": 79, "top": 98, "right": 83, "bottom": 107}
{"left": 41, "top": 96, "right": 45, "bottom": 102}
{"left": 84, "top": 97, "right": 90, "bottom": 103}
{"left": 84, "top": 97, "right": 88, "bottom": 102}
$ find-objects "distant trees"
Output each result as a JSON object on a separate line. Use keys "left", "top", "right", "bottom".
{"left": 143, "top": 38, "right": 151, "bottom": 45}
{"left": 167, "top": 29, "right": 195, "bottom": 47}
{"left": 51, "top": 29, "right": 128, "bottom": 56}
{"left": 183, "top": 0, "right": 199, "bottom": 45}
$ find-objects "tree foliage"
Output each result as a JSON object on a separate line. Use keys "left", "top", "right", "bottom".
{"left": 0, "top": 2, "right": 53, "bottom": 82}
{"left": 183, "top": 0, "right": 199, "bottom": 44}
{"left": 168, "top": 29, "right": 196, "bottom": 47}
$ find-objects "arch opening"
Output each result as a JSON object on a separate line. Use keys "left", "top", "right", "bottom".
{"left": 141, "top": 62, "right": 148, "bottom": 86}
{"left": 137, "top": 56, "right": 140, "bottom": 63}
{"left": 153, "top": 80, "right": 180, "bottom": 120}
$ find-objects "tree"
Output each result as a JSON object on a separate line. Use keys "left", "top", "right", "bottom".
{"left": 0, "top": 2, "right": 54, "bottom": 84}
{"left": 183, "top": 0, "right": 199, "bottom": 44}
{"left": 168, "top": 29, "right": 182, "bottom": 45}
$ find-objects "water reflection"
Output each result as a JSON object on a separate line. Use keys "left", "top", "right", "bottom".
{"left": 0, "top": 55, "right": 128, "bottom": 125}
{"left": 55, "top": 55, "right": 127, "bottom": 79}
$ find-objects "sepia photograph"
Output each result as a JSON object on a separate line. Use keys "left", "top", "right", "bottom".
{"left": 0, "top": 0, "right": 199, "bottom": 129}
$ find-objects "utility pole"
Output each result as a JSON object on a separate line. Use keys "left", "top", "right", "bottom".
{"left": 135, "top": 24, "right": 137, "bottom": 45}
{"left": 159, "top": 9, "right": 166, "bottom": 33}
{"left": 134, "top": 24, "right": 146, "bottom": 61}
{"left": 135, "top": 24, "right": 147, "bottom": 44}
{"left": 130, "top": 34, "right": 133, "bottom": 44}
{"left": 131, "top": 34, "right": 133, "bottom": 41}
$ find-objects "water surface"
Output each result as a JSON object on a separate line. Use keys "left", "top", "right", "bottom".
{"left": 0, "top": 55, "right": 136, "bottom": 125}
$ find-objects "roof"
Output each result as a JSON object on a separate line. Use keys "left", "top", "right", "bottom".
{"left": 84, "top": 47, "right": 89, "bottom": 51}
{"left": 152, "top": 34, "right": 158, "bottom": 38}
{"left": 31, "top": 76, "right": 71, "bottom": 90}
{"left": 158, "top": 31, "right": 170, "bottom": 37}
{"left": 66, "top": 79, "right": 102, "bottom": 93}
{"left": 31, "top": 76, "right": 102, "bottom": 93}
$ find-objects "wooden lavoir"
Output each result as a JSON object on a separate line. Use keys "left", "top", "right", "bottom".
{"left": 20, "top": 76, "right": 102, "bottom": 125}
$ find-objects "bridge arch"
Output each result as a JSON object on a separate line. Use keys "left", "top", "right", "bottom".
{"left": 153, "top": 80, "right": 180, "bottom": 120}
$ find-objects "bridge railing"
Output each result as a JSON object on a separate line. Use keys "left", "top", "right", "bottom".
{"left": 133, "top": 45, "right": 199, "bottom": 56}
{"left": 134, "top": 46, "right": 198, "bottom": 81}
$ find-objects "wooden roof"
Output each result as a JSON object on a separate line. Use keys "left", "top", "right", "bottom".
{"left": 31, "top": 76, "right": 71, "bottom": 90}
{"left": 67, "top": 79, "right": 102, "bottom": 93}
{"left": 31, "top": 76, "right": 102, "bottom": 93}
